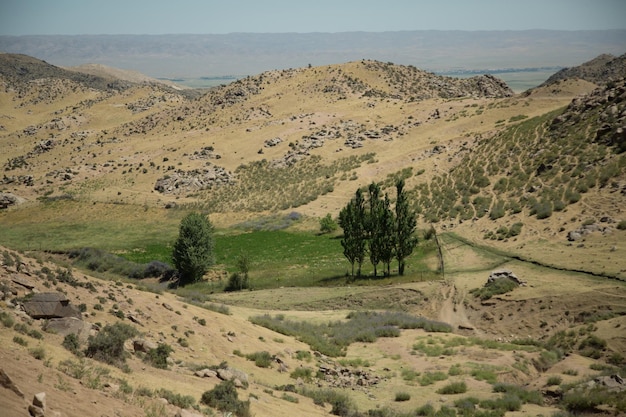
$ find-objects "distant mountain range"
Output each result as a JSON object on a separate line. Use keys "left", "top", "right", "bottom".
{"left": 1, "top": 30, "right": 625, "bottom": 79}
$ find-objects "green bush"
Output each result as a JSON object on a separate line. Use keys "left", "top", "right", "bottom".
{"left": 617, "top": 220, "right": 626, "bottom": 230}
{"left": 201, "top": 380, "right": 250, "bottom": 417}
{"left": 437, "top": 381, "right": 467, "bottom": 394}
{"left": 470, "top": 278, "right": 518, "bottom": 300}
{"left": 144, "top": 343, "right": 173, "bottom": 369}
{"left": 13, "top": 336, "right": 27, "bottom": 346}
{"left": 156, "top": 388, "right": 195, "bottom": 409}
{"left": 319, "top": 214, "right": 338, "bottom": 234}
{"left": 245, "top": 351, "right": 272, "bottom": 368}
{"left": 394, "top": 391, "right": 411, "bottom": 401}
{"left": 62, "top": 334, "right": 81, "bottom": 355}
{"left": 0, "top": 311, "right": 15, "bottom": 328}
{"left": 546, "top": 375, "right": 562, "bottom": 386}
{"left": 225, "top": 272, "right": 249, "bottom": 292}
{"left": 84, "top": 322, "right": 138, "bottom": 366}
{"left": 290, "top": 367, "right": 313, "bottom": 381}
{"left": 29, "top": 346, "right": 46, "bottom": 360}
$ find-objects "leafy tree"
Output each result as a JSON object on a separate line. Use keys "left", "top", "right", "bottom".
{"left": 379, "top": 193, "right": 396, "bottom": 276}
{"left": 395, "top": 179, "right": 418, "bottom": 275}
{"left": 319, "top": 213, "right": 338, "bottom": 234}
{"left": 172, "top": 212, "right": 214, "bottom": 285}
{"left": 338, "top": 188, "right": 367, "bottom": 279}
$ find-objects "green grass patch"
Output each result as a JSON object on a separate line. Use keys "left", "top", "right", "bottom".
{"left": 250, "top": 311, "right": 451, "bottom": 357}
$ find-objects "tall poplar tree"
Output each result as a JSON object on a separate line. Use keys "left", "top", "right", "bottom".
{"left": 394, "top": 179, "right": 417, "bottom": 276}
{"left": 338, "top": 188, "right": 367, "bottom": 279}
{"left": 379, "top": 193, "right": 396, "bottom": 276}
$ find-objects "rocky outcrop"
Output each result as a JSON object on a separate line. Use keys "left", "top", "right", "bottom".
{"left": 318, "top": 365, "right": 381, "bottom": 389}
{"left": 22, "top": 292, "right": 81, "bottom": 319}
{"left": 154, "top": 166, "right": 235, "bottom": 194}
{"left": 549, "top": 77, "right": 626, "bottom": 152}
{"left": 541, "top": 53, "right": 626, "bottom": 87}
{"left": 487, "top": 270, "right": 526, "bottom": 286}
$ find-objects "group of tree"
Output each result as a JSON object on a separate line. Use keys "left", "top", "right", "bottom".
{"left": 338, "top": 179, "right": 417, "bottom": 279}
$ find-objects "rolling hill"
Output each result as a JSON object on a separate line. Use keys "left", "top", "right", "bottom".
{"left": 1, "top": 52, "right": 626, "bottom": 417}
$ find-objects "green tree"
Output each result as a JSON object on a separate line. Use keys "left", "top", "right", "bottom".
{"left": 395, "top": 179, "right": 417, "bottom": 276}
{"left": 172, "top": 212, "right": 214, "bottom": 286}
{"left": 366, "top": 183, "right": 383, "bottom": 277}
{"left": 225, "top": 251, "right": 250, "bottom": 292}
{"left": 319, "top": 213, "right": 338, "bottom": 234}
{"left": 338, "top": 188, "right": 367, "bottom": 279}
{"left": 379, "top": 193, "right": 396, "bottom": 276}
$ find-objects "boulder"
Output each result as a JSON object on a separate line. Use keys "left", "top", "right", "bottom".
{"left": 44, "top": 317, "right": 93, "bottom": 341}
{"left": 0, "top": 368, "right": 24, "bottom": 398}
{"left": 22, "top": 292, "right": 81, "bottom": 319}
{"left": 175, "top": 409, "right": 204, "bottom": 417}
{"left": 487, "top": 270, "right": 526, "bottom": 286}
{"left": 132, "top": 338, "right": 158, "bottom": 353}
{"left": 11, "top": 274, "right": 36, "bottom": 290}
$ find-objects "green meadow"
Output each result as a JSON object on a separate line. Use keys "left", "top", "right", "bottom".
{"left": 0, "top": 201, "right": 438, "bottom": 290}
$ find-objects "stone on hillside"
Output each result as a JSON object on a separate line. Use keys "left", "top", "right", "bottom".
{"left": 194, "top": 368, "right": 217, "bottom": 378}
{"left": 32, "top": 392, "right": 46, "bottom": 409}
{"left": 22, "top": 292, "right": 81, "bottom": 319}
{"left": 0, "top": 193, "right": 24, "bottom": 209}
{"left": 487, "top": 270, "right": 526, "bottom": 286}
{"left": 11, "top": 274, "right": 36, "bottom": 290}
{"left": 28, "top": 405, "right": 45, "bottom": 417}
{"left": 44, "top": 317, "right": 93, "bottom": 341}
{"left": 132, "top": 338, "right": 158, "bottom": 353}
{"left": 0, "top": 368, "right": 24, "bottom": 398}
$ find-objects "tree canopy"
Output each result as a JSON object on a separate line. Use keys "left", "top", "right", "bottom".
{"left": 172, "top": 212, "right": 215, "bottom": 286}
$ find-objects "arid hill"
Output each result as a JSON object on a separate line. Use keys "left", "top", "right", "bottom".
{"left": 1, "top": 53, "right": 625, "bottom": 417}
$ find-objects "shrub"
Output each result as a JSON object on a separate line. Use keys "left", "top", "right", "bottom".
{"left": 546, "top": 375, "right": 562, "bottom": 386}
{"left": 290, "top": 367, "right": 313, "bottom": 381}
{"left": 319, "top": 214, "right": 338, "bottom": 234}
{"left": 13, "top": 336, "right": 27, "bottom": 346}
{"left": 224, "top": 272, "right": 249, "bottom": 292}
{"left": 0, "top": 311, "right": 15, "bottom": 328}
{"left": 201, "top": 380, "right": 250, "bottom": 417}
{"left": 245, "top": 351, "right": 272, "bottom": 368}
{"left": 437, "top": 381, "right": 467, "bottom": 394}
{"left": 84, "top": 322, "right": 139, "bottom": 366}
{"left": 394, "top": 392, "right": 411, "bottom": 401}
{"left": 144, "top": 343, "right": 173, "bottom": 369}
{"left": 419, "top": 371, "right": 448, "bottom": 386}
{"left": 470, "top": 278, "right": 518, "bottom": 300}
{"left": 62, "top": 333, "right": 81, "bottom": 355}
{"left": 617, "top": 220, "right": 626, "bottom": 230}
{"left": 30, "top": 346, "right": 46, "bottom": 360}
{"left": 156, "top": 389, "right": 195, "bottom": 409}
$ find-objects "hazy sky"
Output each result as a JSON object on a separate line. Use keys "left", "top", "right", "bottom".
{"left": 1, "top": 0, "right": 625, "bottom": 35}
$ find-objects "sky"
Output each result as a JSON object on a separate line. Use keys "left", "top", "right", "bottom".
{"left": 1, "top": 0, "right": 625, "bottom": 35}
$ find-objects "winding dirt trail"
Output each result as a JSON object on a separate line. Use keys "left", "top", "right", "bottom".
{"left": 438, "top": 281, "right": 484, "bottom": 336}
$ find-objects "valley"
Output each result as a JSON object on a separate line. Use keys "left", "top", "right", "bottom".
{"left": 1, "top": 51, "right": 625, "bottom": 417}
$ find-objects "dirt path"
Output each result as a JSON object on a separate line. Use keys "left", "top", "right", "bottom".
{"left": 437, "top": 281, "right": 484, "bottom": 336}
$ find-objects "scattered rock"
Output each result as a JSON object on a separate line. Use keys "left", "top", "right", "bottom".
{"left": 194, "top": 368, "right": 217, "bottom": 378}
